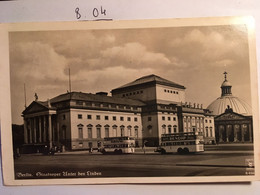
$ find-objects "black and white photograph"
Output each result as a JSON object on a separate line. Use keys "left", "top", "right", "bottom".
{"left": 0, "top": 17, "right": 259, "bottom": 185}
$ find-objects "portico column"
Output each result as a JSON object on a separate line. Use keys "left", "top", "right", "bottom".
{"left": 219, "top": 126, "right": 223, "bottom": 142}
{"left": 241, "top": 124, "right": 245, "bottom": 142}
{"left": 39, "top": 116, "right": 42, "bottom": 143}
{"left": 33, "top": 117, "right": 37, "bottom": 143}
{"left": 226, "top": 125, "right": 229, "bottom": 142}
{"left": 249, "top": 123, "right": 252, "bottom": 142}
{"left": 43, "top": 115, "right": 47, "bottom": 142}
{"left": 57, "top": 122, "right": 60, "bottom": 143}
{"left": 29, "top": 118, "right": 33, "bottom": 143}
{"left": 23, "top": 119, "right": 28, "bottom": 144}
{"left": 48, "top": 114, "right": 53, "bottom": 148}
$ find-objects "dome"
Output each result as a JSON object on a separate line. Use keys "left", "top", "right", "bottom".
{"left": 221, "top": 80, "right": 232, "bottom": 87}
{"left": 207, "top": 96, "right": 252, "bottom": 116}
{"left": 207, "top": 71, "right": 252, "bottom": 116}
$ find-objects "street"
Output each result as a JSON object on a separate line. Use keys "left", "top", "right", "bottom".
{"left": 14, "top": 144, "right": 254, "bottom": 179}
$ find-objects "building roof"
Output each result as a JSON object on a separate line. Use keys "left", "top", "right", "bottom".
{"left": 207, "top": 96, "right": 252, "bottom": 116}
{"left": 111, "top": 74, "right": 185, "bottom": 92}
{"left": 50, "top": 92, "right": 145, "bottom": 106}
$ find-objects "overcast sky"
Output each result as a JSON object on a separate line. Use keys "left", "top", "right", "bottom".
{"left": 10, "top": 24, "right": 252, "bottom": 124}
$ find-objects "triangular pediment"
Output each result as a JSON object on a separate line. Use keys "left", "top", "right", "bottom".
{"left": 23, "top": 101, "right": 49, "bottom": 115}
{"left": 215, "top": 112, "right": 247, "bottom": 121}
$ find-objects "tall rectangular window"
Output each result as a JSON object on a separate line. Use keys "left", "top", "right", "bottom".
{"left": 78, "top": 127, "right": 83, "bottom": 139}
{"left": 148, "top": 117, "right": 152, "bottom": 121}
{"left": 135, "top": 128, "right": 138, "bottom": 138}
{"left": 120, "top": 116, "right": 124, "bottom": 121}
{"left": 127, "top": 117, "right": 131, "bottom": 121}
{"left": 88, "top": 127, "right": 92, "bottom": 138}
{"left": 113, "top": 116, "right": 116, "bottom": 121}
{"left": 134, "top": 117, "right": 138, "bottom": 122}
{"left": 105, "top": 127, "right": 109, "bottom": 137}
{"left": 97, "top": 127, "right": 101, "bottom": 138}
{"left": 96, "top": 115, "right": 100, "bottom": 120}
{"left": 120, "top": 127, "right": 124, "bottom": 136}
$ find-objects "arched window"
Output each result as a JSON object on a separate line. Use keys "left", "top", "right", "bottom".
{"left": 120, "top": 125, "right": 125, "bottom": 137}
{"left": 162, "top": 125, "right": 166, "bottom": 134}
{"left": 134, "top": 126, "right": 138, "bottom": 138}
{"left": 205, "top": 127, "right": 209, "bottom": 137}
{"left": 168, "top": 125, "right": 172, "bottom": 134}
{"left": 173, "top": 125, "right": 177, "bottom": 133}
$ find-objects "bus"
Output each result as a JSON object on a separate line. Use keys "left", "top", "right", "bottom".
{"left": 100, "top": 136, "right": 135, "bottom": 154}
{"left": 156, "top": 132, "right": 204, "bottom": 154}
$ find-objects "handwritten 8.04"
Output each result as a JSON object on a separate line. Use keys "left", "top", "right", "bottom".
{"left": 75, "top": 7, "right": 108, "bottom": 20}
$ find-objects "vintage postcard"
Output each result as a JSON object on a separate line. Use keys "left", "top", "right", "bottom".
{"left": 0, "top": 16, "right": 259, "bottom": 185}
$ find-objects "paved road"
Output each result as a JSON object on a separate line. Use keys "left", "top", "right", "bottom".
{"left": 14, "top": 144, "right": 254, "bottom": 179}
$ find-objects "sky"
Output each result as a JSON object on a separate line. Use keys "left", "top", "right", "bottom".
{"left": 9, "top": 24, "right": 252, "bottom": 124}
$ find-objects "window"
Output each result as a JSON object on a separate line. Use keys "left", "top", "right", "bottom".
{"left": 205, "top": 119, "right": 208, "bottom": 123}
{"left": 148, "top": 116, "right": 152, "bottom": 121}
{"left": 206, "top": 127, "right": 209, "bottom": 137}
{"left": 134, "top": 117, "right": 138, "bottom": 122}
{"left": 78, "top": 127, "right": 83, "bottom": 139}
{"left": 209, "top": 120, "right": 212, "bottom": 123}
{"left": 120, "top": 116, "right": 124, "bottom": 121}
{"left": 96, "top": 126, "right": 101, "bottom": 138}
{"left": 140, "top": 90, "right": 143, "bottom": 93}
{"left": 128, "top": 126, "right": 132, "bottom": 136}
{"left": 120, "top": 126, "right": 125, "bottom": 137}
{"left": 113, "top": 116, "right": 116, "bottom": 121}
{"left": 162, "top": 116, "right": 165, "bottom": 121}
{"left": 88, "top": 127, "right": 92, "bottom": 138}
{"left": 134, "top": 126, "right": 138, "bottom": 138}
{"left": 105, "top": 116, "right": 109, "bottom": 120}
{"left": 173, "top": 117, "right": 176, "bottom": 121}
{"left": 168, "top": 117, "right": 171, "bottom": 121}
{"left": 96, "top": 115, "right": 100, "bottom": 120}
{"left": 176, "top": 91, "right": 178, "bottom": 94}
{"left": 168, "top": 125, "right": 172, "bottom": 134}
{"left": 162, "top": 125, "right": 166, "bottom": 134}
{"left": 62, "top": 115, "right": 66, "bottom": 120}
{"left": 113, "top": 125, "right": 117, "bottom": 137}
{"left": 105, "top": 126, "right": 109, "bottom": 137}
{"left": 164, "top": 89, "right": 167, "bottom": 92}
{"left": 87, "top": 115, "right": 92, "bottom": 119}
{"left": 174, "top": 127, "right": 177, "bottom": 133}
{"left": 127, "top": 117, "right": 131, "bottom": 121}
{"left": 148, "top": 125, "right": 152, "bottom": 135}
{"left": 78, "top": 114, "right": 82, "bottom": 119}
{"left": 210, "top": 127, "right": 213, "bottom": 137}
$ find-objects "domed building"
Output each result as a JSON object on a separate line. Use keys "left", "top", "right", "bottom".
{"left": 207, "top": 72, "right": 253, "bottom": 143}
{"left": 207, "top": 72, "right": 252, "bottom": 116}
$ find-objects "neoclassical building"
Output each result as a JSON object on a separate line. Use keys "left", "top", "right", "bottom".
{"left": 22, "top": 74, "right": 215, "bottom": 151}
{"left": 207, "top": 72, "right": 253, "bottom": 143}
